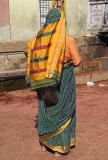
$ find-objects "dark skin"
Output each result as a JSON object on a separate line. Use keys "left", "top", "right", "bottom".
{"left": 57, "top": 0, "right": 64, "bottom": 11}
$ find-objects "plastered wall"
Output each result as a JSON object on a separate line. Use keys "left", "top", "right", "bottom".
{"left": 0, "top": 0, "right": 10, "bottom": 41}
{"left": 66, "top": 0, "right": 89, "bottom": 36}
{"left": 9, "top": 0, "right": 40, "bottom": 40}
{"left": 0, "top": 0, "right": 89, "bottom": 41}
{"left": 0, "top": 0, "right": 40, "bottom": 41}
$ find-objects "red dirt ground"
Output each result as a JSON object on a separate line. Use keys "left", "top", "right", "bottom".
{"left": 0, "top": 81, "right": 108, "bottom": 160}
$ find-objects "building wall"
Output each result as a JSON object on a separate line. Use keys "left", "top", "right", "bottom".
{"left": 0, "top": 0, "right": 40, "bottom": 41}
{"left": 0, "top": 0, "right": 10, "bottom": 41}
{"left": 0, "top": 0, "right": 108, "bottom": 41}
{"left": 66, "top": 0, "right": 89, "bottom": 36}
{"left": 9, "top": 0, "right": 40, "bottom": 40}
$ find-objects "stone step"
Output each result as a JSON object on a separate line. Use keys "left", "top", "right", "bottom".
{"left": 0, "top": 41, "right": 27, "bottom": 53}
{"left": 76, "top": 70, "right": 108, "bottom": 85}
{"left": 0, "top": 69, "right": 25, "bottom": 80}
{"left": 0, "top": 52, "right": 26, "bottom": 74}
{"left": 0, "top": 57, "right": 108, "bottom": 80}
{"left": 0, "top": 69, "right": 108, "bottom": 92}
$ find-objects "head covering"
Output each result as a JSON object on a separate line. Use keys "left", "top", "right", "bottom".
{"left": 43, "top": 8, "right": 61, "bottom": 28}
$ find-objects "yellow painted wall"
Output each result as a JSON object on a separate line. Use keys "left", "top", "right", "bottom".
{"left": 66, "top": 0, "right": 89, "bottom": 36}
{"left": 9, "top": 0, "right": 40, "bottom": 40}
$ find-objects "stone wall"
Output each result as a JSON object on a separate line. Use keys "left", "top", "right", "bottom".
{"left": 0, "top": 35, "right": 108, "bottom": 79}
{"left": 0, "top": 41, "right": 27, "bottom": 79}
{"left": 75, "top": 36, "right": 108, "bottom": 73}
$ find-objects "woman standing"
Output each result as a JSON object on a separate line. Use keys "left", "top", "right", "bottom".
{"left": 26, "top": 0, "right": 80, "bottom": 157}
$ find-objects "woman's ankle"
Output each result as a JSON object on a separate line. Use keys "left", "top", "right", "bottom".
{"left": 54, "top": 152, "right": 62, "bottom": 157}
{"left": 41, "top": 145, "right": 47, "bottom": 152}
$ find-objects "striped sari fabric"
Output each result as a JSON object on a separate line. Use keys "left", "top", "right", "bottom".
{"left": 26, "top": 9, "right": 66, "bottom": 90}
{"left": 37, "top": 65, "right": 76, "bottom": 153}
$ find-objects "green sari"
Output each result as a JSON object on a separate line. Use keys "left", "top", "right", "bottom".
{"left": 34, "top": 8, "right": 76, "bottom": 154}
{"left": 37, "top": 64, "right": 76, "bottom": 153}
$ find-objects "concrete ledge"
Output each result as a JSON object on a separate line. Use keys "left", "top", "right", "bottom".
{"left": 76, "top": 70, "right": 108, "bottom": 85}
{"left": 0, "top": 69, "right": 26, "bottom": 80}
{"left": 0, "top": 41, "right": 27, "bottom": 53}
{"left": 0, "top": 69, "right": 108, "bottom": 86}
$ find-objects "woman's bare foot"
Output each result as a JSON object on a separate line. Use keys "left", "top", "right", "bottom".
{"left": 54, "top": 152, "right": 62, "bottom": 157}
{"left": 41, "top": 145, "right": 47, "bottom": 152}
{"left": 54, "top": 151, "right": 70, "bottom": 157}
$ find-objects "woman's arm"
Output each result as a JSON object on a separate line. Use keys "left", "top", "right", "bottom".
{"left": 67, "top": 36, "right": 80, "bottom": 66}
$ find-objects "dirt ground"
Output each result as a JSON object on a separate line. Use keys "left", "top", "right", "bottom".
{"left": 0, "top": 81, "right": 108, "bottom": 160}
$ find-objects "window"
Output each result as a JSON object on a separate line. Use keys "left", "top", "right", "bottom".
{"left": 39, "top": 0, "right": 61, "bottom": 28}
{"left": 39, "top": 0, "right": 52, "bottom": 28}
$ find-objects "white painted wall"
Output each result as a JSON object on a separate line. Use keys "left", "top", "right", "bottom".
{"left": 0, "top": 25, "right": 10, "bottom": 41}
{"left": 66, "top": 0, "right": 89, "bottom": 36}
{"left": 9, "top": 0, "right": 40, "bottom": 40}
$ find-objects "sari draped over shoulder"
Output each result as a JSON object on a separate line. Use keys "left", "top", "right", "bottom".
{"left": 26, "top": 9, "right": 66, "bottom": 90}
{"left": 26, "top": 8, "right": 76, "bottom": 154}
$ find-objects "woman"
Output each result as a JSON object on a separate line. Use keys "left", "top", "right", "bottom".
{"left": 25, "top": 1, "right": 80, "bottom": 157}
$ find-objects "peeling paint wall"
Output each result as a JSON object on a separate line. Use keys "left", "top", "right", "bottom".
{"left": 66, "top": 0, "right": 89, "bottom": 36}
{"left": 0, "top": 0, "right": 10, "bottom": 40}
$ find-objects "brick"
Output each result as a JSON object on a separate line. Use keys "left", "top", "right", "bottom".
{"left": 79, "top": 52, "right": 93, "bottom": 61}
{"left": 80, "top": 61, "right": 100, "bottom": 71}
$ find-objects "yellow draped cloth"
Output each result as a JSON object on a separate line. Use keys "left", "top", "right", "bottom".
{"left": 26, "top": 11, "right": 66, "bottom": 90}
